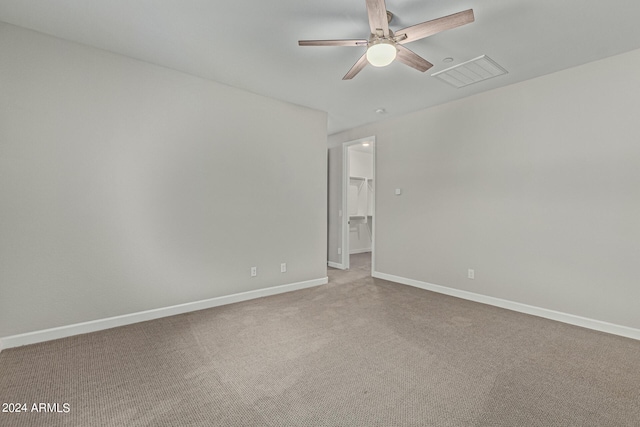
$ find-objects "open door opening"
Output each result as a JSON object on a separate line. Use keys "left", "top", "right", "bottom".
{"left": 342, "top": 137, "right": 375, "bottom": 272}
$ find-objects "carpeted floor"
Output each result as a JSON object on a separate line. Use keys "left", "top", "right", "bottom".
{"left": 1, "top": 252, "right": 639, "bottom": 426}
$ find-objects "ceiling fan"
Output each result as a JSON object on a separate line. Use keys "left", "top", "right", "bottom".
{"left": 298, "top": 0, "right": 474, "bottom": 80}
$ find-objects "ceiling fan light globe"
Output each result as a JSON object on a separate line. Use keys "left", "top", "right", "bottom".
{"left": 366, "top": 42, "right": 397, "bottom": 67}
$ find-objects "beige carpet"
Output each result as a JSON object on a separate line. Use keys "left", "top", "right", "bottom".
{"left": 1, "top": 252, "right": 639, "bottom": 426}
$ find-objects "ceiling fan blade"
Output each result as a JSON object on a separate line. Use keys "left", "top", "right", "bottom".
{"left": 366, "top": 0, "right": 389, "bottom": 36}
{"left": 343, "top": 53, "right": 369, "bottom": 80}
{"left": 396, "top": 9, "right": 474, "bottom": 44}
{"left": 299, "top": 39, "right": 368, "bottom": 47}
{"left": 395, "top": 45, "right": 433, "bottom": 72}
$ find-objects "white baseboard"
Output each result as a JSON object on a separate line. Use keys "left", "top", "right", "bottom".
{"left": 349, "top": 248, "right": 371, "bottom": 255}
{"left": 0, "top": 277, "right": 328, "bottom": 351}
{"left": 328, "top": 261, "right": 346, "bottom": 269}
{"left": 372, "top": 271, "right": 640, "bottom": 342}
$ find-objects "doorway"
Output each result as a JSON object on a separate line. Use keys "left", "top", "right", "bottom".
{"left": 342, "top": 137, "right": 375, "bottom": 272}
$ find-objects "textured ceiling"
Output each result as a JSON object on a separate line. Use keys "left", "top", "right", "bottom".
{"left": 2, "top": 0, "right": 640, "bottom": 134}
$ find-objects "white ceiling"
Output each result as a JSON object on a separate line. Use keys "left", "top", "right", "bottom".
{"left": 2, "top": 0, "right": 640, "bottom": 134}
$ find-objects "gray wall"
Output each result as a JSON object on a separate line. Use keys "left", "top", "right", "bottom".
{"left": 329, "top": 48, "right": 640, "bottom": 330}
{"left": 0, "top": 23, "right": 327, "bottom": 338}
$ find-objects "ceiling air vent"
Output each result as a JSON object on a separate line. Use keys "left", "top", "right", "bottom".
{"left": 431, "top": 55, "right": 507, "bottom": 88}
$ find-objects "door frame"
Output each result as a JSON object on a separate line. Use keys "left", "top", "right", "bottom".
{"left": 342, "top": 136, "right": 376, "bottom": 272}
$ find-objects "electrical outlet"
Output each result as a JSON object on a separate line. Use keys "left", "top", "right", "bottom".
{"left": 338, "top": 248, "right": 342, "bottom": 255}
{"left": 251, "top": 267, "right": 257, "bottom": 277}
{"left": 280, "top": 263, "right": 287, "bottom": 273}
{"left": 468, "top": 269, "right": 475, "bottom": 279}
